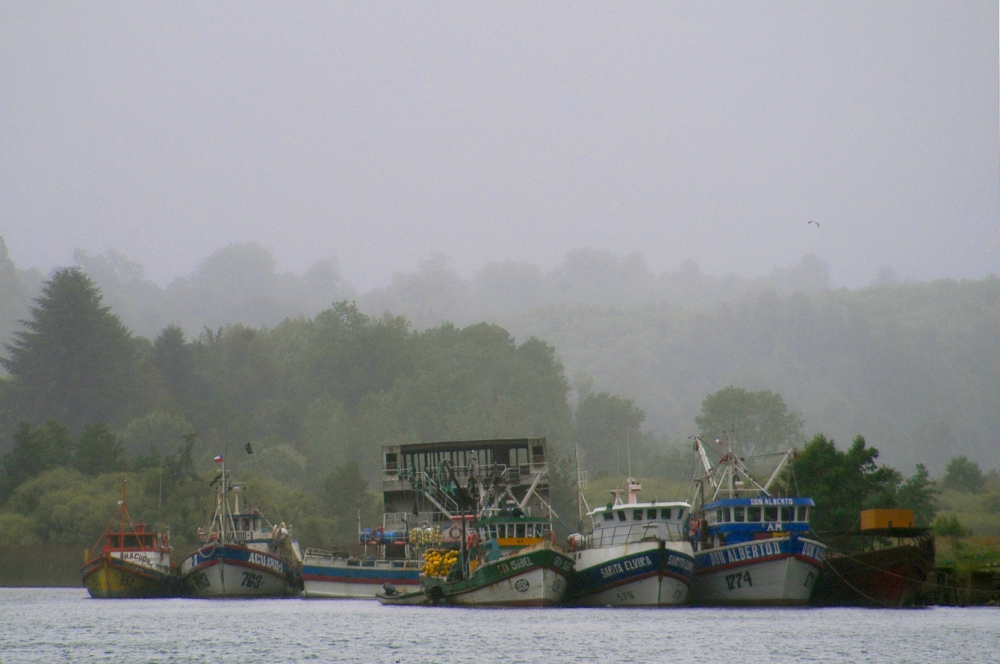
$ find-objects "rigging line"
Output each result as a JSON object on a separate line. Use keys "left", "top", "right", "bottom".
{"left": 249, "top": 447, "right": 285, "bottom": 526}
{"left": 822, "top": 543, "right": 965, "bottom": 592}
{"left": 819, "top": 556, "right": 897, "bottom": 607}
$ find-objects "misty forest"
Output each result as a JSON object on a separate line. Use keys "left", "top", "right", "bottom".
{"left": 0, "top": 237, "right": 998, "bottom": 555}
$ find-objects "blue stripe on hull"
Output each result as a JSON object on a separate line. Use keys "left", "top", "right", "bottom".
{"left": 695, "top": 535, "right": 825, "bottom": 576}
{"left": 301, "top": 565, "right": 420, "bottom": 584}
{"left": 572, "top": 547, "right": 694, "bottom": 600}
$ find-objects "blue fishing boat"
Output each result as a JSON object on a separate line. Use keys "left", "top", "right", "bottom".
{"left": 689, "top": 436, "right": 826, "bottom": 605}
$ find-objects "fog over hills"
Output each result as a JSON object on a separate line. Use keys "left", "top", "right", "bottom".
{"left": 1, "top": 4, "right": 997, "bottom": 476}
{"left": 1, "top": 237, "right": 996, "bottom": 475}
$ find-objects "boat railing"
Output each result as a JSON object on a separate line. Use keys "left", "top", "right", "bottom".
{"left": 588, "top": 522, "right": 687, "bottom": 548}
{"left": 382, "top": 462, "right": 545, "bottom": 487}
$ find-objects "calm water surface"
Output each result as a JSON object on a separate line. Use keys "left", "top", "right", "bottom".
{"left": 1, "top": 588, "right": 996, "bottom": 663}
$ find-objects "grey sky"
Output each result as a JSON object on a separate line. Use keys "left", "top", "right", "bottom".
{"left": 2, "top": 2, "right": 997, "bottom": 290}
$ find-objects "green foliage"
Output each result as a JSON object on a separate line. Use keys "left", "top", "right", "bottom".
{"left": 895, "top": 463, "right": 938, "bottom": 527}
{"left": 933, "top": 514, "right": 966, "bottom": 538}
{"left": 321, "top": 461, "right": 379, "bottom": 545}
{"left": 1, "top": 421, "right": 74, "bottom": 496}
{"left": 695, "top": 386, "right": 804, "bottom": 455}
{"left": 942, "top": 455, "right": 985, "bottom": 493}
{"left": 75, "top": 423, "right": 124, "bottom": 476}
{"left": 1, "top": 268, "right": 146, "bottom": 431}
{"left": 788, "top": 434, "right": 900, "bottom": 533}
{"left": 574, "top": 392, "right": 645, "bottom": 475}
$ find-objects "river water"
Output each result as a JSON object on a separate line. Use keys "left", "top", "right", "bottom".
{"left": 1, "top": 588, "right": 996, "bottom": 663}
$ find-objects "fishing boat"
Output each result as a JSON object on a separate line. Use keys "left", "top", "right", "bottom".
{"left": 420, "top": 511, "right": 574, "bottom": 607}
{"left": 566, "top": 478, "right": 694, "bottom": 606}
{"left": 179, "top": 457, "right": 302, "bottom": 597}
{"left": 301, "top": 540, "right": 423, "bottom": 599}
{"left": 688, "top": 436, "right": 827, "bottom": 606}
{"left": 81, "top": 479, "right": 175, "bottom": 598}
{"left": 811, "top": 509, "right": 935, "bottom": 607}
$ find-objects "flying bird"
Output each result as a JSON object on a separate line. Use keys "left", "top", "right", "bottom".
{"left": 807, "top": 220, "right": 819, "bottom": 228}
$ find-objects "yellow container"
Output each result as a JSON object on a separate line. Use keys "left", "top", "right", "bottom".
{"left": 860, "top": 508, "right": 914, "bottom": 530}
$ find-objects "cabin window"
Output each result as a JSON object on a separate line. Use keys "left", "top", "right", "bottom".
{"left": 733, "top": 506, "right": 745, "bottom": 522}
{"left": 747, "top": 506, "right": 761, "bottom": 522}
{"left": 780, "top": 507, "right": 795, "bottom": 522}
{"left": 723, "top": 508, "right": 732, "bottom": 523}
{"left": 647, "top": 509, "right": 657, "bottom": 520}
{"left": 241, "top": 518, "right": 250, "bottom": 530}
{"left": 797, "top": 506, "right": 809, "bottom": 522}
{"left": 715, "top": 509, "right": 724, "bottom": 523}
{"left": 633, "top": 510, "right": 643, "bottom": 521}
{"left": 764, "top": 506, "right": 778, "bottom": 522}
{"left": 677, "top": 509, "right": 684, "bottom": 520}
{"left": 660, "top": 508, "right": 672, "bottom": 519}
{"left": 385, "top": 452, "right": 398, "bottom": 470}
{"left": 488, "top": 525, "right": 497, "bottom": 539}
{"left": 532, "top": 445, "right": 545, "bottom": 462}
{"left": 603, "top": 511, "right": 614, "bottom": 521}
{"left": 617, "top": 511, "right": 626, "bottom": 522}
{"left": 515, "top": 523, "right": 526, "bottom": 538}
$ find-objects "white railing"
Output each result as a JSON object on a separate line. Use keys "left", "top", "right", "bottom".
{"left": 588, "top": 521, "right": 686, "bottom": 548}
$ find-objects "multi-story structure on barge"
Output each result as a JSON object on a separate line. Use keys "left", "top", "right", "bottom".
{"left": 302, "top": 437, "right": 553, "bottom": 598}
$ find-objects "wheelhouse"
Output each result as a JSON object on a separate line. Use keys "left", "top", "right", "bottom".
{"left": 702, "top": 497, "right": 816, "bottom": 543}
{"left": 474, "top": 515, "right": 551, "bottom": 549}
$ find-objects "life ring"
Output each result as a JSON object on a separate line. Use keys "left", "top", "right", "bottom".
{"left": 447, "top": 525, "right": 462, "bottom": 541}
{"left": 466, "top": 532, "right": 480, "bottom": 548}
{"left": 372, "top": 527, "right": 385, "bottom": 542}
{"left": 688, "top": 519, "right": 701, "bottom": 539}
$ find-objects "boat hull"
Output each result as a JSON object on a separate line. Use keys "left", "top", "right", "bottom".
{"left": 423, "top": 544, "right": 574, "bottom": 607}
{"left": 301, "top": 557, "right": 421, "bottom": 599}
{"left": 376, "top": 588, "right": 430, "bottom": 605}
{"left": 570, "top": 540, "right": 694, "bottom": 607}
{"left": 692, "top": 536, "right": 826, "bottom": 606}
{"left": 811, "top": 544, "right": 934, "bottom": 607}
{"left": 81, "top": 554, "right": 172, "bottom": 599}
{"left": 181, "top": 544, "right": 294, "bottom": 598}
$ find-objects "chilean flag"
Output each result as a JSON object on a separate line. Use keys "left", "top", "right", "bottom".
{"left": 214, "top": 455, "right": 224, "bottom": 463}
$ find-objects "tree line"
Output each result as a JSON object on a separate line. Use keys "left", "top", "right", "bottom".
{"left": 0, "top": 266, "right": 993, "bottom": 548}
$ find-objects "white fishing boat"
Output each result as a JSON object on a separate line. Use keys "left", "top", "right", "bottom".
{"left": 688, "top": 436, "right": 826, "bottom": 606}
{"left": 180, "top": 457, "right": 302, "bottom": 597}
{"left": 567, "top": 479, "right": 694, "bottom": 607}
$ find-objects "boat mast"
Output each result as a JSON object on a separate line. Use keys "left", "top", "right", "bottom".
{"left": 575, "top": 442, "right": 583, "bottom": 534}
{"left": 220, "top": 449, "right": 227, "bottom": 546}
{"left": 120, "top": 479, "right": 126, "bottom": 555}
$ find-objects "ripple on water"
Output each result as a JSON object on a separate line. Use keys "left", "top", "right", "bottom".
{"left": 0, "top": 589, "right": 997, "bottom": 663}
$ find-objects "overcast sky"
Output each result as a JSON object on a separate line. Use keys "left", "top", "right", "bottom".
{"left": 2, "top": 2, "right": 997, "bottom": 290}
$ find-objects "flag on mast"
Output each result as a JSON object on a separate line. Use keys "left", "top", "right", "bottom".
{"left": 214, "top": 455, "right": 224, "bottom": 463}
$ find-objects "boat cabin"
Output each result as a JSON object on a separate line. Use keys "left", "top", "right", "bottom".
{"left": 105, "top": 524, "right": 164, "bottom": 551}
{"left": 701, "top": 496, "right": 815, "bottom": 546}
{"left": 577, "top": 478, "right": 690, "bottom": 548}
{"left": 198, "top": 486, "right": 287, "bottom": 554}
{"left": 473, "top": 514, "right": 551, "bottom": 559}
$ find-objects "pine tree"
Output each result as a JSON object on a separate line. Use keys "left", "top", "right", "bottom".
{"left": 1, "top": 268, "right": 141, "bottom": 431}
